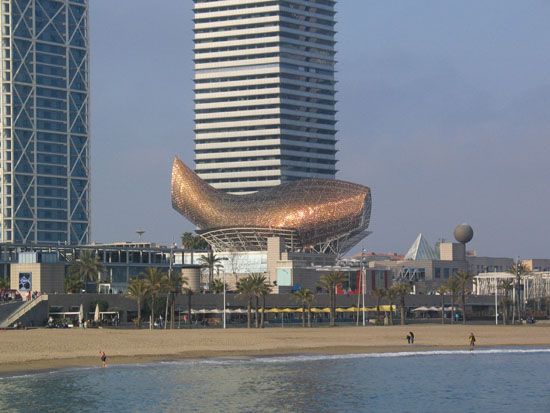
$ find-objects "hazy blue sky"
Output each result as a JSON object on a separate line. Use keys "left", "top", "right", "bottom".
{"left": 90, "top": 1, "right": 550, "bottom": 258}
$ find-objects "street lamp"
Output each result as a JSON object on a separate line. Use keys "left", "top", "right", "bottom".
{"left": 362, "top": 248, "right": 366, "bottom": 326}
{"left": 216, "top": 258, "right": 229, "bottom": 329}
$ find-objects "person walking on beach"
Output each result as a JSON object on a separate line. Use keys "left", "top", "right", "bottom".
{"left": 99, "top": 351, "right": 107, "bottom": 368}
{"left": 406, "top": 334, "right": 411, "bottom": 344}
{"left": 469, "top": 332, "right": 476, "bottom": 351}
{"left": 409, "top": 331, "right": 415, "bottom": 344}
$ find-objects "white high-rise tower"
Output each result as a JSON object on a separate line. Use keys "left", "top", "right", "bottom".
{"left": 193, "top": 0, "right": 337, "bottom": 194}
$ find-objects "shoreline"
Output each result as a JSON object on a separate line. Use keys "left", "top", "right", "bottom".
{"left": 3, "top": 344, "right": 550, "bottom": 379}
{"left": 1, "top": 325, "right": 550, "bottom": 377}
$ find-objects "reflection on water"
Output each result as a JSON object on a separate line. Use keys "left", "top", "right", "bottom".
{"left": 1, "top": 349, "right": 550, "bottom": 412}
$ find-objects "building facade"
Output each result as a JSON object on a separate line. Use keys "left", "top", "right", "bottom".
{"left": 193, "top": 0, "right": 337, "bottom": 193}
{"left": 0, "top": 0, "right": 90, "bottom": 244}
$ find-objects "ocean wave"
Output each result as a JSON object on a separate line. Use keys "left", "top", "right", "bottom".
{"left": 2, "top": 347, "right": 550, "bottom": 380}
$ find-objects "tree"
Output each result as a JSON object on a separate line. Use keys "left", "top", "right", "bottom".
{"left": 507, "top": 262, "right": 530, "bottom": 323}
{"left": 142, "top": 267, "right": 168, "bottom": 328}
{"left": 247, "top": 273, "right": 268, "bottom": 328}
{"left": 183, "top": 285, "right": 194, "bottom": 326}
{"left": 181, "top": 232, "right": 209, "bottom": 250}
{"left": 318, "top": 272, "right": 346, "bottom": 327}
{"left": 386, "top": 286, "right": 398, "bottom": 325}
{"left": 293, "top": 288, "right": 314, "bottom": 327}
{"left": 455, "top": 271, "right": 472, "bottom": 324}
{"left": 68, "top": 251, "right": 104, "bottom": 290}
{"left": 258, "top": 281, "right": 272, "bottom": 328}
{"left": 372, "top": 288, "right": 386, "bottom": 324}
{"left": 435, "top": 283, "right": 448, "bottom": 324}
{"left": 392, "top": 283, "right": 411, "bottom": 325}
{"left": 164, "top": 273, "right": 185, "bottom": 329}
{"left": 446, "top": 275, "right": 462, "bottom": 325}
{"left": 237, "top": 275, "right": 256, "bottom": 328}
{"left": 64, "top": 274, "right": 84, "bottom": 293}
{"left": 499, "top": 278, "right": 514, "bottom": 325}
{"left": 198, "top": 251, "right": 222, "bottom": 290}
{"left": 127, "top": 278, "right": 148, "bottom": 328}
{"left": 211, "top": 278, "right": 227, "bottom": 294}
{"left": 0, "top": 277, "right": 9, "bottom": 290}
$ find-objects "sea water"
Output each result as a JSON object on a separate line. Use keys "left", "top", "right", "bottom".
{"left": 1, "top": 348, "right": 549, "bottom": 412}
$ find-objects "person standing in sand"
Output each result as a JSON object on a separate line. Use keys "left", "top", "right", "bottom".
{"left": 99, "top": 351, "right": 107, "bottom": 368}
{"left": 469, "top": 332, "right": 476, "bottom": 351}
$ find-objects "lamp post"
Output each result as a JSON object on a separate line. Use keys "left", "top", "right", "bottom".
{"left": 216, "top": 258, "right": 228, "bottom": 329}
{"left": 362, "top": 248, "right": 366, "bottom": 326}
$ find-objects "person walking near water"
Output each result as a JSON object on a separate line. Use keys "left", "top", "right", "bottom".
{"left": 469, "top": 332, "right": 476, "bottom": 351}
{"left": 409, "top": 331, "right": 415, "bottom": 344}
{"left": 99, "top": 351, "right": 107, "bottom": 368}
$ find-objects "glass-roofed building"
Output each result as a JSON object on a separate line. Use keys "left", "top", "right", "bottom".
{"left": 0, "top": 0, "right": 90, "bottom": 244}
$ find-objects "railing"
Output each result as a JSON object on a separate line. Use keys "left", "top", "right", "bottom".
{"left": 0, "top": 294, "right": 48, "bottom": 328}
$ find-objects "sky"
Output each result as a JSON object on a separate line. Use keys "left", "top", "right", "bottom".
{"left": 90, "top": 1, "right": 550, "bottom": 258}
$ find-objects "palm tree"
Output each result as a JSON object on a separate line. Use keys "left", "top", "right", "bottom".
{"left": 142, "top": 267, "right": 168, "bottom": 328}
{"left": 68, "top": 251, "right": 104, "bottom": 291}
{"left": 258, "top": 282, "right": 272, "bottom": 328}
{"left": 164, "top": 274, "right": 185, "bottom": 329}
{"left": 0, "top": 277, "right": 9, "bottom": 289}
{"left": 237, "top": 275, "right": 256, "bottom": 328}
{"left": 507, "top": 262, "right": 530, "bottom": 323}
{"left": 248, "top": 273, "right": 268, "bottom": 328}
{"left": 293, "top": 288, "right": 314, "bottom": 327}
{"left": 198, "top": 251, "right": 222, "bottom": 290}
{"left": 64, "top": 274, "right": 84, "bottom": 293}
{"left": 386, "top": 286, "right": 398, "bottom": 325}
{"left": 499, "top": 278, "right": 514, "bottom": 325}
{"left": 211, "top": 278, "right": 226, "bottom": 294}
{"left": 181, "top": 232, "right": 209, "bottom": 250}
{"left": 127, "top": 278, "right": 148, "bottom": 328}
{"left": 318, "top": 272, "right": 346, "bottom": 327}
{"left": 446, "top": 275, "right": 462, "bottom": 325}
{"left": 372, "top": 288, "right": 386, "bottom": 324}
{"left": 183, "top": 285, "right": 194, "bottom": 326}
{"left": 392, "top": 283, "right": 411, "bottom": 325}
{"left": 435, "top": 283, "right": 448, "bottom": 324}
{"left": 455, "top": 271, "right": 471, "bottom": 324}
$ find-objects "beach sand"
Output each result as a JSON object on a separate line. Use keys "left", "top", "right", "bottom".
{"left": 1, "top": 325, "right": 550, "bottom": 375}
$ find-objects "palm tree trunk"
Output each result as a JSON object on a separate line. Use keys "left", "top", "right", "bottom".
{"left": 171, "top": 294, "right": 176, "bottom": 329}
{"left": 400, "top": 296, "right": 406, "bottom": 325}
{"left": 307, "top": 305, "right": 312, "bottom": 328}
{"left": 376, "top": 297, "right": 381, "bottom": 323}
{"left": 302, "top": 304, "right": 306, "bottom": 327}
{"left": 187, "top": 294, "right": 192, "bottom": 326}
{"left": 247, "top": 298, "right": 252, "bottom": 328}
{"left": 164, "top": 292, "right": 170, "bottom": 330}
{"left": 151, "top": 296, "right": 155, "bottom": 329}
{"left": 441, "top": 294, "right": 445, "bottom": 325}
{"left": 451, "top": 295, "right": 455, "bottom": 325}
{"left": 330, "top": 288, "right": 335, "bottom": 327}
{"left": 137, "top": 298, "right": 141, "bottom": 328}
{"left": 389, "top": 301, "right": 394, "bottom": 325}
{"left": 260, "top": 295, "right": 266, "bottom": 328}
{"left": 462, "top": 291, "right": 466, "bottom": 324}
{"left": 255, "top": 296, "right": 259, "bottom": 328}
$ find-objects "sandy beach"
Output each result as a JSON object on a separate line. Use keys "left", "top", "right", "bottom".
{"left": 1, "top": 325, "right": 550, "bottom": 375}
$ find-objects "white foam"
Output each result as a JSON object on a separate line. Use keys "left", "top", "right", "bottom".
{"left": 2, "top": 348, "right": 549, "bottom": 380}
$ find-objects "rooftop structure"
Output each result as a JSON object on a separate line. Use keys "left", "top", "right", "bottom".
{"left": 193, "top": 0, "right": 338, "bottom": 194}
{"left": 171, "top": 157, "right": 371, "bottom": 254}
{"left": 404, "top": 233, "right": 439, "bottom": 261}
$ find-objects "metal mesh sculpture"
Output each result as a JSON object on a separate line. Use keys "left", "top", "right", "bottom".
{"left": 171, "top": 157, "right": 372, "bottom": 253}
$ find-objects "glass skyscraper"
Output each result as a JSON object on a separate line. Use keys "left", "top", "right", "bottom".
{"left": 0, "top": 0, "right": 89, "bottom": 244}
{"left": 193, "top": 0, "right": 337, "bottom": 194}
